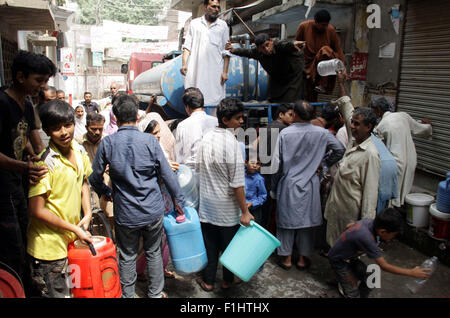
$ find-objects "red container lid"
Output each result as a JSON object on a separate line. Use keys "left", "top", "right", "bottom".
{"left": 176, "top": 215, "right": 186, "bottom": 223}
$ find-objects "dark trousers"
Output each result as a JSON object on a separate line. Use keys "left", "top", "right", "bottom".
{"left": 29, "top": 256, "right": 69, "bottom": 298}
{"left": 0, "top": 193, "right": 32, "bottom": 296}
{"left": 250, "top": 206, "right": 263, "bottom": 226}
{"left": 261, "top": 173, "right": 275, "bottom": 233}
{"left": 200, "top": 222, "right": 240, "bottom": 285}
{"left": 329, "top": 258, "right": 371, "bottom": 298}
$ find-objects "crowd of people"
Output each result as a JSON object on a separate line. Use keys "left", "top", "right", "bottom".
{"left": 0, "top": 0, "right": 436, "bottom": 300}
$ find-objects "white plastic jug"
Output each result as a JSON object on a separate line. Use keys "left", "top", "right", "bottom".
{"left": 317, "top": 58, "right": 345, "bottom": 77}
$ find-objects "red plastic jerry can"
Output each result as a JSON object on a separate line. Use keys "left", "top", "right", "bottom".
{"left": 67, "top": 236, "right": 121, "bottom": 298}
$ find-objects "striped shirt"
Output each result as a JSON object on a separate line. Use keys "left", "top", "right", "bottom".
{"left": 196, "top": 128, "right": 245, "bottom": 226}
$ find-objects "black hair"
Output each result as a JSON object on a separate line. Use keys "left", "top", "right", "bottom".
{"left": 321, "top": 104, "right": 339, "bottom": 122}
{"left": 182, "top": 87, "right": 204, "bottom": 110}
{"left": 112, "top": 94, "right": 138, "bottom": 124}
{"left": 168, "top": 118, "right": 183, "bottom": 132}
{"left": 370, "top": 97, "right": 391, "bottom": 113}
{"left": 314, "top": 9, "right": 331, "bottom": 23}
{"left": 86, "top": 112, "right": 105, "bottom": 126}
{"left": 353, "top": 107, "right": 378, "bottom": 133}
{"left": 294, "top": 100, "right": 314, "bottom": 121}
{"left": 144, "top": 120, "right": 160, "bottom": 135}
{"left": 39, "top": 99, "right": 75, "bottom": 131}
{"left": 111, "top": 91, "right": 127, "bottom": 106}
{"left": 11, "top": 50, "right": 56, "bottom": 84}
{"left": 374, "top": 208, "right": 403, "bottom": 233}
{"left": 84, "top": 92, "right": 92, "bottom": 96}
{"left": 255, "top": 33, "right": 270, "bottom": 46}
{"left": 274, "top": 103, "right": 294, "bottom": 120}
{"left": 38, "top": 85, "right": 56, "bottom": 103}
{"left": 56, "top": 89, "right": 65, "bottom": 95}
{"left": 217, "top": 98, "right": 244, "bottom": 126}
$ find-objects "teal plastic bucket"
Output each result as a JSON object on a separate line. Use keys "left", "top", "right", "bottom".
{"left": 219, "top": 221, "right": 281, "bottom": 282}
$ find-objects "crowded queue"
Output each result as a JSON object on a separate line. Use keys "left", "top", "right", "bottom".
{"left": 0, "top": 2, "right": 434, "bottom": 299}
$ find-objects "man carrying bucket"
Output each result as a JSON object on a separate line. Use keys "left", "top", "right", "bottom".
{"left": 195, "top": 98, "right": 254, "bottom": 292}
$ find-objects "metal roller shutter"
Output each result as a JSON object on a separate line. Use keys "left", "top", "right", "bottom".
{"left": 397, "top": 0, "right": 450, "bottom": 176}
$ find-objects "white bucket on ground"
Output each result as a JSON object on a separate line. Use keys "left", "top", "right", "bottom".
{"left": 405, "top": 193, "right": 435, "bottom": 228}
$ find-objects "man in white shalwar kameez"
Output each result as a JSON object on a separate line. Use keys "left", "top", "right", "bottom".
{"left": 371, "top": 97, "right": 432, "bottom": 207}
{"left": 180, "top": 0, "right": 231, "bottom": 107}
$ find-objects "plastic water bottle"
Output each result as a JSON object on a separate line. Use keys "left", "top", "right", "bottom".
{"left": 406, "top": 256, "right": 438, "bottom": 294}
{"left": 317, "top": 58, "right": 345, "bottom": 77}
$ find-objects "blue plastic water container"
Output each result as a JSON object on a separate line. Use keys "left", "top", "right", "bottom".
{"left": 163, "top": 206, "right": 207, "bottom": 275}
{"left": 436, "top": 172, "right": 450, "bottom": 213}
{"left": 219, "top": 221, "right": 281, "bottom": 282}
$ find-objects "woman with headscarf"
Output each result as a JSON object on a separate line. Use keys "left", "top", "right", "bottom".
{"left": 74, "top": 105, "right": 87, "bottom": 139}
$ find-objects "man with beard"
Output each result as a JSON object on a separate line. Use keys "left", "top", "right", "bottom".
{"left": 295, "top": 9, "right": 347, "bottom": 102}
{"left": 180, "top": 0, "right": 231, "bottom": 108}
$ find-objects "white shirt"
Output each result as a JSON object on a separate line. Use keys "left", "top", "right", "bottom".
{"left": 373, "top": 111, "right": 432, "bottom": 207}
{"left": 183, "top": 16, "right": 231, "bottom": 106}
{"left": 175, "top": 110, "right": 218, "bottom": 168}
{"left": 196, "top": 128, "right": 245, "bottom": 227}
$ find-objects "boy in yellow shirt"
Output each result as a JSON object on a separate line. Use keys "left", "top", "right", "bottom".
{"left": 27, "top": 99, "right": 94, "bottom": 298}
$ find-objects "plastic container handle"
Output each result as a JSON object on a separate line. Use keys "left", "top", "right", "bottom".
{"left": 239, "top": 220, "right": 255, "bottom": 228}
{"left": 81, "top": 227, "right": 97, "bottom": 256}
{"left": 174, "top": 200, "right": 184, "bottom": 217}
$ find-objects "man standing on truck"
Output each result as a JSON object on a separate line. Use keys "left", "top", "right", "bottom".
{"left": 180, "top": 0, "right": 231, "bottom": 108}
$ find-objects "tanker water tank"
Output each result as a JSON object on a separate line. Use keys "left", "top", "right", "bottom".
{"left": 132, "top": 54, "right": 269, "bottom": 117}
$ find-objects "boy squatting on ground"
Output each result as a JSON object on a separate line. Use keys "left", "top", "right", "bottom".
{"left": 27, "top": 99, "right": 94, "bottom": 298}
{"left": 327, "top": 207, "right": 431, "bottom": 298}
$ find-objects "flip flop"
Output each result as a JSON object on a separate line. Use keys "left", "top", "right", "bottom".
{"left": 196, "top": 278, "right": 214, "bottom": 292}
{"left": 276, "top": 260, "right": 292, "bottom": 271}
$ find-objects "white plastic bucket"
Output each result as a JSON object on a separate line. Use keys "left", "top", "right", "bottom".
{"left": 405, "top": 193, "right": 435, "bottom": 228}
{"left": 428, "top": 203, "right": 450, "bottom": 241}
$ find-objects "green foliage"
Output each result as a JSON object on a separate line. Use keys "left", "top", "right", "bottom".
{"left": 74, "top": 0, "right": 171, "bottom": 25}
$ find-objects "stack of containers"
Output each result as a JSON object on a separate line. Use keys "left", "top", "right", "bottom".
{"left": 429, "top": 172, "right": 450, "bottom": 241}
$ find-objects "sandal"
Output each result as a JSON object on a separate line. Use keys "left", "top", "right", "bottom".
{"left": 196, "top": 278, "right": 214, "bottom": 292}
{"left": 276, "top": 259, "right": 292, "bottom": 271}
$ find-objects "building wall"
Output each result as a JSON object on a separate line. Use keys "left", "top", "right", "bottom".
{"left": 366, "top": 0, "right": 406, "bottom": 90}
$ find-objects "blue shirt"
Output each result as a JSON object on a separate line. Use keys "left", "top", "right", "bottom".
{"left": 89, "top": 126, "right": 185, "bottom": 228}
{"left": 371, "top": 134, "right": 398, "bottom": 214}
{"left": 327, "top": 219, "right": 383, "bottom": 262}
{"left": 245, "top": 172, "right": 267, "bottom": 209}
